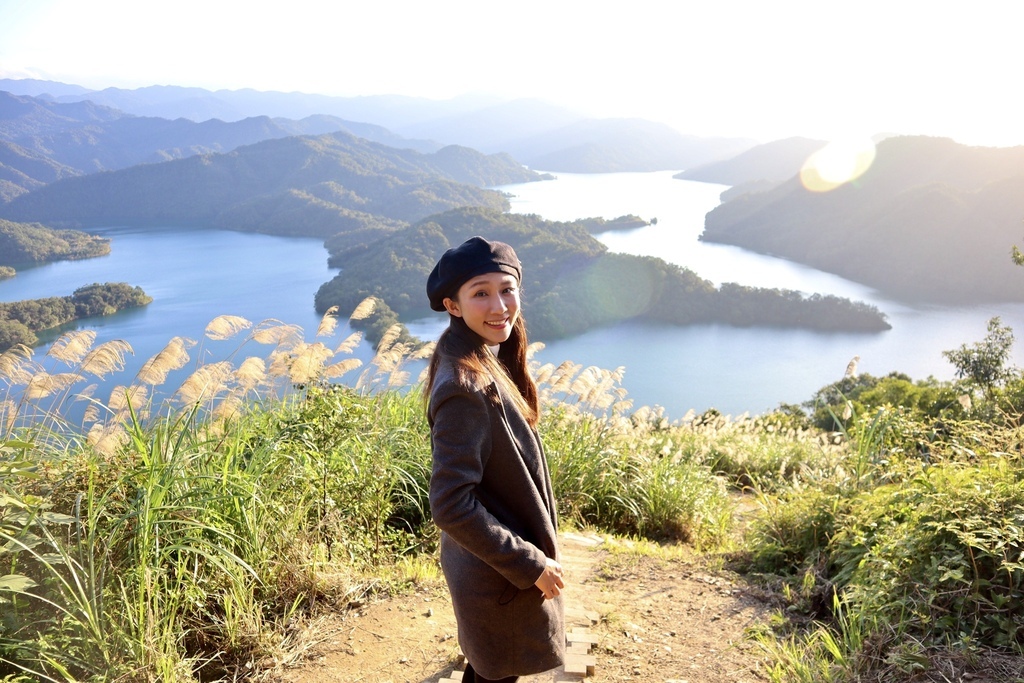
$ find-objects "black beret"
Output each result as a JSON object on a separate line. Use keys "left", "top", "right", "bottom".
{"left": 426, "top": 236, "right": 522, "bottom": 312}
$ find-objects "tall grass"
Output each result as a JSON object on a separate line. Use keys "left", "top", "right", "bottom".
{"left": 0, "top": 301, "right": 751, "bottom": 680}
{"left": 742, "top": 388, "right": 1024, "bottom": 681}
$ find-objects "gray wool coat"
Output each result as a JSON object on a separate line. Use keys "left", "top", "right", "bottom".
{"left": 428, "top": 358, "right": 564, "bottom": 680}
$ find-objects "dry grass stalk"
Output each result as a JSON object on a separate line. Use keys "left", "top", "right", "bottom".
{"left": 410, "top": 341, "right": 436, "bottom": 361}
{"left": 349, "top": 297, "right": 377, "bottom": 322}
{"left": 24, "top": 371, "right": 80, "bottom": 400}
{"left": 177, "top": 361, "right": 233, "bottom": 406}
{"left": 548, "top": 361, "right": 581, "bottom": 394}
{"left": 87, "top": 422, "right": 128, "bottom": 457}
{"left": 46, "top": 330, "right": 97, "bottom": 365}
{"left": 108, "top": 384, "right": 149, "bottom": 416}
{"left": 82, "top": 402, "right": 101, "bottom": 424}
{"left": 316, "top": 307, "right": 339, "bottom": 338}
{"left": 0, "top": 344, "right": 37, "bottom": 386}
{"left": 234, "top": 357, "right": 267, "bottom": 392}
{"left": 324, "top": 358, "right": 362, "bottom": 378}
{"left": 533, "top": 362, "right": 555, "bottom": 386}
{"left": 526, "top": 341, "right": 545, "bottom": 360}
{"left": 252, "top": 321, "right": 302, "bottom": 346}
{"left": 0, "top": 399, "right": 17, "bottom": 433}
{"left": 138, "top": 337, "right": 196, "bottom": 385}
{"left": 213, "top": 394, "right": 243, "bottom": 422}
{"left": 376, "top": 324, "right": 403, "bottom": 354}
{"left": 387, "top": 369, "right": 410, "bottom": 388}
{"left": 205, "top": 315, "right": 253, "bottom": 341}
{"left": 79, "top": 340, "right": 134, "bottom": 378}
{"left": 569, "top": 366, "right": 600, "bottom": 397}
{"left": 335, "top": 331, "right": 363, "bottom": 354}
{"left": 287, "top": 343, "right": 334, "bottom": 385}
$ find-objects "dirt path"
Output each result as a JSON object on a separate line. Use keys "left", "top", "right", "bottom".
{"left": 271, "top": 533, "right": 772, "bottom": 683}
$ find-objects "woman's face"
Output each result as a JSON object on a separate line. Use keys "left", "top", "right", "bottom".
{"left": 444, "top": 271, "right": 521, "bottom": 345}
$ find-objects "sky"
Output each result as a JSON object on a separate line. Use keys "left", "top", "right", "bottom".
{"left": 1, "top": 0, "right": 1023, "bottom": 147}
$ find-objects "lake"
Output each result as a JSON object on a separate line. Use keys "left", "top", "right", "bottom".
{"left": 3, "top": 172, "right": 1022, "bottom": 418}
{"left": 499, "top": 171, "right": 1024, "bottom": 416}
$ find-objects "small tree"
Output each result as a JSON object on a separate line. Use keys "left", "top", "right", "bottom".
{"left": 942, "top": 317, "right": 1015, "bottom": 399}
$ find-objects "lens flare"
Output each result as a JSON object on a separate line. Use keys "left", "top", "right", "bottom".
{"left": 800, "top": 138, "right": 877, "bottom": 192}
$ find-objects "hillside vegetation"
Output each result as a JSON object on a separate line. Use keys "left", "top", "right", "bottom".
{"left": 1, "top": 304, "right": 1023, "bottom": 682}
{"left": 0, "top": 218, "right": 110, "bottom": 267}
{"left": 0, "top": 90, "right": 439, "bottom": 198}
{"left": 701, "top": 136, "right": 1024, "bottom": 304}
{"left": 314, "top": 207, "right": 890, "bottom": 340}
{"left": 0, "top": 132, "right": 537, "bottom": 237}
{"left": 0, "top": 282, "right": 152, "bottom": 350}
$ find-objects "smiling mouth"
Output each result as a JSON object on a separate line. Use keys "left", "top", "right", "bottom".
{"left": 485, "top": 319, "right": 509, "bottom": 328}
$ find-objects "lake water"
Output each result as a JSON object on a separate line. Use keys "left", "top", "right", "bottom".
{"left": 498, "top": 171, "right": 1024, "bottom": 416}
{"left": 3, "top": 172, "right": 1023, "bottom": 418}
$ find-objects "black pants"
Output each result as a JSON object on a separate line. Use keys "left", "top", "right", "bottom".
{"left": 464, "top": 662, "right": 518, "bottom": 683}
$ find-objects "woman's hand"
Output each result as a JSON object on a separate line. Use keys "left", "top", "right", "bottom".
{"left": 534, "top": 557, "right": 565, "bottom": 600}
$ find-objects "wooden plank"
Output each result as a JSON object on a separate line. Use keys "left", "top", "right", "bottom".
{"left": 564, "top": 652, "right": 597, "bottom": 677}
{"left": 567, "top": 631, "right": 600, "bottom": 645}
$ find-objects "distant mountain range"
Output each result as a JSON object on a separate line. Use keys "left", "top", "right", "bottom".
{"left": 676, "top": 136, "right": 827, "bottom": 185}
{"left": 0, "top": 79, "right": 756, "bottom": 174}
{"left": 0, "top": 130, "right": 538, "bottom": 237}
{"left": 700, "top": 135, "right": 1024, "bottom": 304}
{"left": 0, "top": 89, "right": 439, "bottom": 200}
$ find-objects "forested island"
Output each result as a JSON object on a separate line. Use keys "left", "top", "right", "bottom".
{"left": 0, "top": 282, "right": 152, "bottom": 350}
{"left": 314, "top": 207, "right": 890, "bottom": 342}
{"left": 576, "top": 214, "right": 651, "bottom": 233}
{"left": 0, "top": 218, "right": 110, "bottom": 272}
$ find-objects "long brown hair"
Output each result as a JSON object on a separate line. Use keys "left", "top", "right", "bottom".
{"left": 424, "top": 313, "right": 540, "bottom": 427}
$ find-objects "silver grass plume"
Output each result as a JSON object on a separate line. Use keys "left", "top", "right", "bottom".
{"left": 316, "top": 306, "right": 340, "bottom": 338}
{"left": 349, "top": 297, "right": 377, "bottom": 321}
{"left": 335, "top": 331, "right": 363, "bottom": 354}
{"left": 177, "top": 361, "right": 233, "bottom": 406}
{"left": 137, "top": 337, "right": 195, "bottom": 385}
{"left": 46, "top": 330, "right": 96, "bottom": 365}
{"left": 205, "top": 315, "right": 253, "bottom": 341}
{"left": 79, "top": 340, "right": 133, "bottom": 378}
{"left": 0, "top": 345, "right": 37, "bottom": 386}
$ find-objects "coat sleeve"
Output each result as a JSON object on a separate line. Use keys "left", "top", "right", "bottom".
{"left": 428, "top": 381, "right": 548, "bottom": 590}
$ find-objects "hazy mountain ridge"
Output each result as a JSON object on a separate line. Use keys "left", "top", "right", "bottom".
{"left": 675, "top": 136, "right": 827, "bottom": 185}
{"left": 504, "top": 118, "right": 756, "bottom": 172}
{"left": 0, "top": 131, "right": 539, "bottom": 237}
{"left": 0, "top": 90, "right": 441, "bottom": 199}
{"left": 701, "top": 136, "right": 1024, "bottom": 303}
{"left": 0, "top": 80, "right": 754, "bottom": 173}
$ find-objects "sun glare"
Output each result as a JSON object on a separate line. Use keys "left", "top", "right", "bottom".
{"left": 800, "top": 138, "right": 878, "bottom": 192}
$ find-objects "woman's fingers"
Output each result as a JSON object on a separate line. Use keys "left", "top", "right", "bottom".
{"left": 536, "top": 561, "right": 566, "bottom": 599}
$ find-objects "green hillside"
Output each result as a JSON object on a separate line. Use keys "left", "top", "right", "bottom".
{"left": 702, "top": 136, "right": 1024, "bottom": 304}
{"left": 0, "top": 132, "right": 539, "bottom": 237}
{"left": 0, "top": 281, "right": 152, "bottom": 350}
{"left": 315, "top": 207, "right": 890, "bottom": 340}
{"left": 0, "top": 217, "right": 109, "bottom": 265}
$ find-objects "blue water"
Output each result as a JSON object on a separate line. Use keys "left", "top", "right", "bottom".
{"left": 4, "top": 173, "right": 1023, "bottom": 418}
{"left": 0, "top": 226, "right": 377, "bottom": 408}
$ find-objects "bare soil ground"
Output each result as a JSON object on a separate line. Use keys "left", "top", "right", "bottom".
{"left": 270, "top": 531, "right": 773, "bottom": 683}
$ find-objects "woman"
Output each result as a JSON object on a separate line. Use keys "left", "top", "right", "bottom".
{"left": 424, "top": 236, "right": 565, "bottom": 682}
